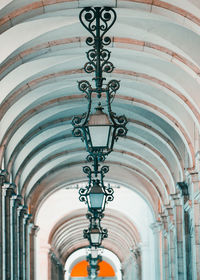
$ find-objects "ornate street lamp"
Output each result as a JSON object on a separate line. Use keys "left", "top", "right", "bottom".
{"left": 79, "top": 165, "right": 114, "bottom": 216}
{"left": 83, "top": 214, "right": 108, "bottom": 248}
{"left": 71, "top": 6, "right": 128, "bottom": 256}
{"left": 87, "top": 253, "right": 102, "bottom": 267}
{"left": 88, "top": 264, "right": 99, "bottom": 280}
{"left": 87, "top": 254, "right": 102, "bottom": 280}
{"left": 72, "top": 7, "right": 128, "bottom": 160}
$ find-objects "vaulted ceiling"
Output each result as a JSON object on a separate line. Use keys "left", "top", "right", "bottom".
{"left": 1, "top": 0, "right": 200, "bottom": 267}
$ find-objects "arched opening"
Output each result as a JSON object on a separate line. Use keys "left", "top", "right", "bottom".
{"left": 0, "top": 1, "right": 200, "bottom": 280}
{"left": 70, "top": 260, "right": 115, "bottom": 277}
{"left": 35, "top": 181, "right": 155, "bottom": 279}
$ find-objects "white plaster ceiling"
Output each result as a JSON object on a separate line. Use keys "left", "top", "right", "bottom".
{"left": 1, "top": 0, "right": 200, "bottom": 266}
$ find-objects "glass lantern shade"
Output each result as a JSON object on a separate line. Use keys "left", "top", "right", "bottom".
{"left": 87, "top": 105, "right": 113, "bottom": 152}
{"left": 90, "top": 227, "right": 102, "bottom": 246}
{"left": 90, "top": 268, "right": 97, "bottom": 278}
{"left": 90, "top": 258, "right": 98, "bottom": 266}
{"left": 90, "top": 248, "right": 99, "bottom": 259}
{"left": 88, "top": 181, "right": 105, "bottom": 211}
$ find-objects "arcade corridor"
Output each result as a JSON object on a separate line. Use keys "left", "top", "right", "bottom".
{"left": 0, "top": 0, "right": 200, "bottom": 279}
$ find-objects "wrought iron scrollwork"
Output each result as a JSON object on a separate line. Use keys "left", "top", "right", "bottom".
{"left": 72, "top": 113, "right": 87, "bottom": 141}
{"left": 107, "top": 79, "right": 120, "bottom": 103}
{"left": 102, "top": 228, "right": 108, "bottom": 239}
{"left": 79, "top": 186, "right": 89, "bottom": 203}
{"left": 83, "top": 228, "right": 90, "bottom": 239}
{"left": 72, "top": 81, "right": 92, "bottom": 142}
{"left": 79, "top": 7, "right": 116, "bottom": 45}
{"left": 78, "top": 80, "right": 92, "bottom": 97}
{"left": 105, "top": 185, "right": 114, "bottom": 202}
{"left": 83, "top": 166, "right": 92, "bottom": 175}
{"left": 101, "top": 165, "right": 109, "bottom": 175}
{"left": 79, "top": 7, "right": 117, "bottom": 92}
{"left": 111, "top": 112, "right": 128, "bottom": 139}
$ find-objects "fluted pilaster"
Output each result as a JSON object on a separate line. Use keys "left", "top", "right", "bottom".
{"left": 18, "top": 206, "right": 27, "bottom": 280}
{"left": 2, "top": 183, "right": 15, "bottom": 280}
{"left": 29, "top": 224, "right": 39, "bottom": 280}
{"left": 150, "top": 221, "right": 162, "bottom": 279}
{"left": 187, "top": 172, "right": 200, "bottom": 280}
{"left": 170, "top": 193, "right": 187, "bottom": 280}
{"left": 0, "top": 170, "right": 8, "bottom": 280}
{"left": 11, "top": 194, "right": 22, "bottom": 280}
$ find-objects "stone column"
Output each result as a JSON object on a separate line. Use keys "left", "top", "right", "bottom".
{"left": 160, "top": 213, "right": 170, "bottom": 280}
{"left": 0, "top": 170, "right": 7, "bottom": 280}
{"left": 10, "top": 194, "right": 22, "bottom": 280}
{"left": 170, "top": 193, "right": 187, "bottom": 280}
{"left": 50, "top": 252, "right": 57, "bottom": 280}
{"left": 29, "top": 225, "right": 39, "bottom": 280}
{"left": 169, "top": 225, "right": 177, "bottom": 280}
{"left": 133, "top": 247, "right": 141, "bottom": 280}
{"left": 184, "top": 200, "right": 193, "bottom": 279}
{"left": 49, "top": 251, "right": 65, "bottom": 280}
{"left": 24, "top": 213, "right": 31, "bottom": 280}
{"left": 2, "top": 183, "right": 15, "bottom": 280}
{"left": 150, "top": 221, "right": 162, "bottom": 279}
{"left": 166, "top": 206, "right": 177, "bottom": 280}
{"left": 188, "top": 172, "right": 200, "bottom": 279}
{"left": 18, "top": 206, "right": 27, "bottom": 280}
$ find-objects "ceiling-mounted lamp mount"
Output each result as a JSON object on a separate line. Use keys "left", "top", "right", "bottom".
{"left": 72, "top": 7, "right": 128, "bottom": 160}
{"left": 79, "top": 6, "right": 117, "bottom": 92}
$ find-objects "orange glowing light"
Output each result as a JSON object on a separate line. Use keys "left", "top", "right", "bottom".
{"left": 71, "top": 260, "right": 88, "bottom": 277}
{"left": 70, "top": 260, "right": 115, "bottom": 277}
{"left": 98, "top": 261, "right": 115, "bottom": 276}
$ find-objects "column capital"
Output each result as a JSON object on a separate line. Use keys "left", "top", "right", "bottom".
{"left": 30, "top": 224, "right": 39, "bottom": 236}
{"left": 187, "top": 172, "right": 200, "bottom": 200}
{"left": 150, "top": 221, "right": 162, "bottom": 233}
{"left": 159, "top": 213, "right": 169, "bottom": 232}
{"left": 166, "top": 206, "right": 175, "bottom": 226}
{"left": 170, "top": 193, "right": 183, "bottom": 206}
{"left": 2, "top": 182, "right": 16, "bottom": 197}
{"left": 0, "top": 169, "right": 8, "bottom": 185}
{"left": 131, "top": 246, "right": 141, "bottom": 259}
{"left": 11, "top": 194, "right": 22, "bottom": 204}
{"left": 177, "top": 182, "right": 189, "bottom": 196}
{"left": 18, "top": 205, "right": 28, "bottom": 218}
{"left": 186, "top": 172, "right": 199, "bottom": 183}
{"left": 24, "top": 213, "right": 32, "bottom": 225}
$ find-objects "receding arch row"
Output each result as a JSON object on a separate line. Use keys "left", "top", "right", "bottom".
{"left": 5, "top": 116, "right": 183, "bottom": 196}
{"left": 5, "top": 112, "right": 183, "bottom": 177}
{"left": 20, "top": 147, "right": 172, "bottom": 198}
{"left": 35, "top": 184, "right": 154, "bottom": 279}
{"left": 48, "top": 209, "right": 141, "bottom": 263}
{"left": 1, "top": 40, "right": 200, "bottom": 121}
{"left": 27, "top": 160, "right": 172, "bottom": 223}
{"left": 0, "top": 98, "right": 195, "bottom": 184}
{"left": 0, "top": 68, "right": 196, "bottom": 159}
{"left": 3, "top": 99, "right": 184, "bottom": 186}
{"left": 1, "top": 0, "right": 200, "bottom": 35}
{"left": 9, "top": 131, "right": 183, "bottom": 186}
{"left": 1, "top": 36, "right": 200, "bottom": 82}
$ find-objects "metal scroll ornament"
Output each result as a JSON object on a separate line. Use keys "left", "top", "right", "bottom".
{"left": 79, "top": 7, "right": 117, "bottom": 92}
